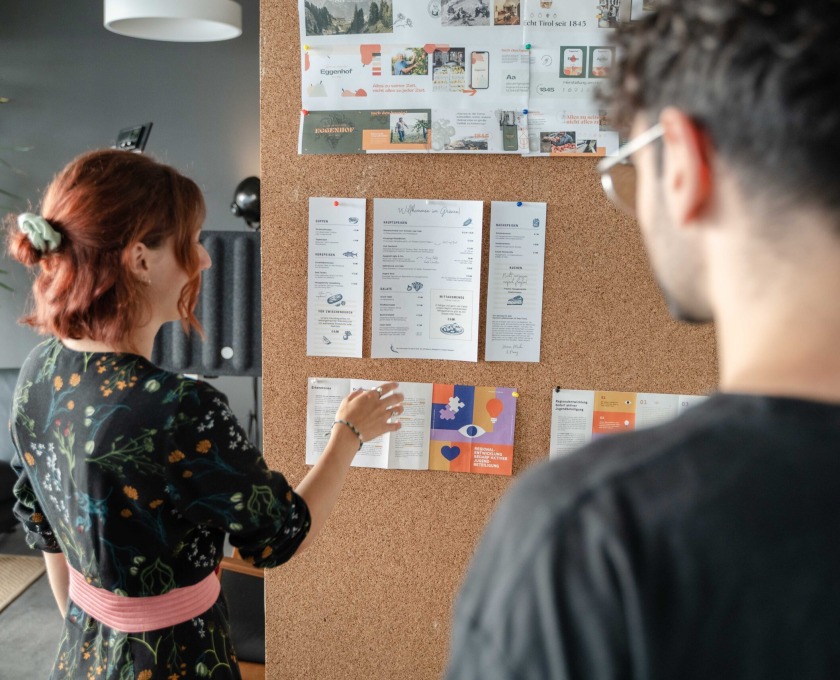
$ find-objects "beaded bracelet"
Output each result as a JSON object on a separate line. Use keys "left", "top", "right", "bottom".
{"left": 333, "top": 419, "right": 364, "bottom": 450}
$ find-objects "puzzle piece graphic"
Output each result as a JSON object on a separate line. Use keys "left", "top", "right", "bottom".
{"left": 439, "top": 406, "right": 456, "bottom": 421}
{"left": 448, "top": 396, "right": 465, "bottom": 414}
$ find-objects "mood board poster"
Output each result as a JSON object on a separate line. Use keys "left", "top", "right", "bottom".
{"left": 307, "top": 378, "right": 518, "bottom": 475}
{"left": 549, "top": 388, "right": 707, "bottom": 459}
{"left": 297, "top": 0, "right": 653, "bottom": 156}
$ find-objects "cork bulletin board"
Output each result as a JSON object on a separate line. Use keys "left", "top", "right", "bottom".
{"left": 259, "top": 4, "right": 718, "bottom": 679}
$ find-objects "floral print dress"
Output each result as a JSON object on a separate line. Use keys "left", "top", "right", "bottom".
{"left": 10, "top": 338, "right": 311, "bottom": 679}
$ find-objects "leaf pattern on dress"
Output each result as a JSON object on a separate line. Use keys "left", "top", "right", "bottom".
{"left": 10, "top": 338, "right": 311, "bottom": 678}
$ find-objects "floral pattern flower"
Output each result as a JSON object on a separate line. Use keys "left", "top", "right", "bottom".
{"left": 10, "top": 338, "right": 311, "bottom": 678}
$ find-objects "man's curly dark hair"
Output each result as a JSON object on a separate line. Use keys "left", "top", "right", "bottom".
{"left": 599, "top": 0, "right": 840, "bottom": 218}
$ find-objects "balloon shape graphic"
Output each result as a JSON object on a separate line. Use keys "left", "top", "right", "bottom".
{"left": 486, "top": 397, "right": 504, "bottom": 424}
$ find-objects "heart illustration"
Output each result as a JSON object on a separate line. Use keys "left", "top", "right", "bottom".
{"left": 441, "top": 445, "right": 461, "bottom": 461}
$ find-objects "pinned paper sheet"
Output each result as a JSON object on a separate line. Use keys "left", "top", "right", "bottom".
{"left": 307, "top": 378, "right": 518, "bottom": 475}
{"left": 485, "top": 200, "right": 547, "bottom": 362}
{"left": 371, "top": 198, "right": 484, "bottom": 362}
{"left": 306, "top": 197, "right": 366, "bottom": 358}
{"left": 549, "top": 388, "right": 708, "bottom": 459}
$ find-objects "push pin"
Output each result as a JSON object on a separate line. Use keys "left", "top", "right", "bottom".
{"left": 334, "top": 200, "right": 339, "bottom": 207}
{"left": 302, "top": 109, "right": 309, "bottom": 115}
{"left": 525, "top": 43, "right": 531, "bottom": 50}
{"left": 303, "top": 44, "right": 310, "bottom": 50}
{"left": 516, "top": 201, "right": 523, "bottom": 207}
{"left": 522, "top": 109, "right": 529, "bottom": 115}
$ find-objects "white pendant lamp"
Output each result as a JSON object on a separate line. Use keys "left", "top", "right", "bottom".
{"left": 104, "top": 0, "right": 242, "bottom": 42}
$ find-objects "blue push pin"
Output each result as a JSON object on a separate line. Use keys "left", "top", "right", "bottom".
{"left": 516, "top": 201, "right": 523, "bottom": 207}
{"left": 522, "top": 109, "right": 529, "bottom": 115}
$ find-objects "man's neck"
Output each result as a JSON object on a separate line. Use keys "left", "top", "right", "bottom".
{"left": 711, "top": 217, "right": 840, "bottom": 404}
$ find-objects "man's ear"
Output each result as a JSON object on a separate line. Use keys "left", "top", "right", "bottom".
{"left": 127, "top": 242, "right": 151, "bottom": 281}
{"left": 660, "top": 106, "right": 713, "bottom": 228}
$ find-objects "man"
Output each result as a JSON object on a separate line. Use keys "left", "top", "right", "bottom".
{"left": 395, "top": 117, "right": 408, "bottom": 142}
{"left": 393, "top": 52, "right": 416, "bottom": 76}
{"left": 446, "top": 1, "right": 840, "bottom": 678}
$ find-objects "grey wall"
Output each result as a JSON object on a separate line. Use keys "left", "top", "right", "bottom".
{"left": 0, "top": 1, "right": 261, "bottom": 435}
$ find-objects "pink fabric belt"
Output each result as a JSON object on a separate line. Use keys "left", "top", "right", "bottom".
{"left": 67, "top": 563, "right": 221, "bottom": 633}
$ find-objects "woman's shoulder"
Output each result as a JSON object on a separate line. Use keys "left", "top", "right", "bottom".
{"left": 17, "top": 337, "right": 65, "bottom": 384}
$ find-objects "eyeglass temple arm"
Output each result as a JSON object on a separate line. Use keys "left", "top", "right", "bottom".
{"left": 597, "top": 122, "right": 665, "bottom": 172}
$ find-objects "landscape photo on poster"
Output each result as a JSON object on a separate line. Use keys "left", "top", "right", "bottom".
{"left": 303, "top": 0, "right": 394, "bottom": 35}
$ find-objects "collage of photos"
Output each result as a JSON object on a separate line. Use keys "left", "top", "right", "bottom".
{"left": 441, "top": 0, "right": 521, "bottom": 26}
{"left": 296, "top": 0, "right": 648, "bottom": 156}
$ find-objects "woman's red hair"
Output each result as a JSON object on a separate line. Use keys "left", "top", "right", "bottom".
{"left": 5, "top": 149, "right": 205, "bottom": 352}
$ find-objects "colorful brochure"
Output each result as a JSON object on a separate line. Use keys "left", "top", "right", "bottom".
{"left": 307, "top": 378, "right": 518, "bottom": 475}
{"left": 549, "top": 388, "right": 707, "bottom": 459}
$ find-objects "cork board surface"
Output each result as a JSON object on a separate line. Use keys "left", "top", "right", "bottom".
{"left": 260, "top": 5, "right": 718, "bottom": 679}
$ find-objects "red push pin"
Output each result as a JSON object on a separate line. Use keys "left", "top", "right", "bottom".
{"left": 302, "top": 109, "right": 309, "bottom": 115}
{"left": 333, "top": 200, "right": 339, "bottom": 207}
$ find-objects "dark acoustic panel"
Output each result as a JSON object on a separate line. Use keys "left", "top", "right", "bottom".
{"left": 152, "top": 231, "right": 261, "bottom": 376}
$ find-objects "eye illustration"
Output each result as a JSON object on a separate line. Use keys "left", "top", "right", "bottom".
{"left": 458, "top": 424, "right": 486, "bottom": 438}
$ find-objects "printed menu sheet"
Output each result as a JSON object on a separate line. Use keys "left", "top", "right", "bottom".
{"left": 306, "top": 197, "right": 366, "bottom": 357}
{"left": 485, "top": 200, "right": 546, "bottom": 362}
{"left": 372, "top": 198, "right": 483, "bottom": 362}
{"left": 306, "top": 377, "right": 518, "bottom": 475}
{"left": 549, "top": 388, "right": 707, "bottom": 459}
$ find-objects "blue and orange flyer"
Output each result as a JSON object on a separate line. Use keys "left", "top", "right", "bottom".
{"left": 307, "top": 378, "right": 517, "bottom": 475}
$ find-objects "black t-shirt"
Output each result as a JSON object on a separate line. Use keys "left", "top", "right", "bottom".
{"left": 446, "top": 394, "right": 840, "bottom": 680}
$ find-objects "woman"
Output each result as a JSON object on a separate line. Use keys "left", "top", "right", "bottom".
{"left": 6, "top": 149, "right": 403, "bottom": 679}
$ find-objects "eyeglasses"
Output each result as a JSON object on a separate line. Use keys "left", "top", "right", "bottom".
{"left": 597, "top": 123, "right": 664, "bottom": 215}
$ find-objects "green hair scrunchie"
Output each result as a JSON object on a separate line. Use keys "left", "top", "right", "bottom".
{"left": 17, "top": 212, "right": 62, "bottom": 253}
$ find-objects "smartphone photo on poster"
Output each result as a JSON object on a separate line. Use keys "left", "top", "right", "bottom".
{"left": 470, "top": 51, "right": 490, "bottom": 89}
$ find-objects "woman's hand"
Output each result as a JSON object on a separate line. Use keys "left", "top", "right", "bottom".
{"left": 335, "top": 382, "right": 403, "bottom": 445}
{"left": 295, "top": 383, "right": 405, "bottom": 554}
